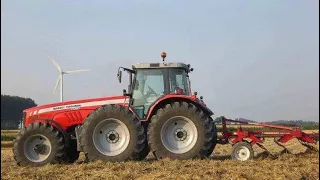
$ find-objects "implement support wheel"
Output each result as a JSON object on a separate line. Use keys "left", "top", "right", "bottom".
{"left": 231, "top": 141, "right": 254, "bottom": 161}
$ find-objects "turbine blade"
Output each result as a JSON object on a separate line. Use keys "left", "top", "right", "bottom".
{"left": 64, "top": 69, "right": 91, "bottom": 74}
{"left": 48, "top": 55, "right": 62, "bottom": 72}
{"left": 53, "top": 75, "right": 62, "bottom": 94}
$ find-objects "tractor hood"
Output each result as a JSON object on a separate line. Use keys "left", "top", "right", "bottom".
{"left": 24, "top": 95, "right": 129, "bottom": 116}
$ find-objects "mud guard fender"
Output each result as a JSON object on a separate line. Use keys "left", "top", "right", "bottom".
{"left": 146, "top": 95, "right": 214, "bottom": 120}
{"left": 193, "top": 100, "right": 214, "bottom": 116}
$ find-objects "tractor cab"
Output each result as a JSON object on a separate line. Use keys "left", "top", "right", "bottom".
{"left": 117, "top": 52, "right": 194, "bottom": 118}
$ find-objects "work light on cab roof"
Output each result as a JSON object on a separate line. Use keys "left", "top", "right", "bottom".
{"left": 161, "top": 52, "right": 167, "bottom": 62}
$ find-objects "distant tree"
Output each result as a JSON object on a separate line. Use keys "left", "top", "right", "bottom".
{"left": 1, "top": 95, "right": 37, "bottom": 130}
{"left": 268, "top": 120, "right": 319, "bottom": 126}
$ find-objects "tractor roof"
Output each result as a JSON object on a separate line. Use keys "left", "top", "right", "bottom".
{"left": 132, "top": 62, "right": 189, "bottom": 71}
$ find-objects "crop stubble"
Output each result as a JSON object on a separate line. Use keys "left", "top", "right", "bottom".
{"left": 1, "top": 137, "right": 319, "bottom": 180}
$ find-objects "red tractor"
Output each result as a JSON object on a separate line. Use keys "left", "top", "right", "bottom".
{"left": 13, "top": 52, "right": 218, "bottom": 166}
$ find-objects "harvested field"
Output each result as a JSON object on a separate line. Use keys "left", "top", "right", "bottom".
{"left": 1, "top": 141, "right": 13, "bottom": 148}
{"left": 1, "top": 138, "right": 319, "bottom": 180}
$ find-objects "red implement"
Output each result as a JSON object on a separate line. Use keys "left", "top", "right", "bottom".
{"left": 216, "top": 116, "right": 318, "bottom": 161}
{"left": 218, "top": 116, "right": 319, "bottom": 144}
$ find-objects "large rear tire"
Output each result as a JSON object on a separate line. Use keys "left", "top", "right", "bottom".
{"left": 12, "top": 122, "right": 66, "bottom": 166}
{"left": 80, "top": 105, "right": 148, "bottom": 162}
{"left": 205, "top": 117, "right": 218, "bottom": 157}
{"left": 148, "top": 102, "right": 214, "bottom": 160}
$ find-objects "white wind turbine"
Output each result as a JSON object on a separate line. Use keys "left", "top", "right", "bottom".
{"left": 48, "top": 56, "right": 90, "bottom": 102}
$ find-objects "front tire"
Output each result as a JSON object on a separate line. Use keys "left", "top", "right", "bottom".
{"left": 80, "top": 105, "right": 148, "bottom": 162}
{"left": 148, "top": 102, "right": 214, "bottom": 160}
{"left": 12, "top": 122, "right": 66, "bottom": 166}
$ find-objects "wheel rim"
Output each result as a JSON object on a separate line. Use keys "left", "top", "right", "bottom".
{"left": 235, "top": 146, "right": 251, "bottom": 161}
{"left": 23, "top": 134, "right": 52, "bottom": 163}
{"left": 93, "top": 118, "right": 130, "bottom": 156}
{"left": 160, "top": 116, "right": 198, "bottom": 154}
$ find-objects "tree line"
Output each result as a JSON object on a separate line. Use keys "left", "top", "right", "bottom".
{"left": 1, "top": 95, "right": 37, "bottom": 130}
{"left": 267, "top": 120, "right": 319, "bottom": 129}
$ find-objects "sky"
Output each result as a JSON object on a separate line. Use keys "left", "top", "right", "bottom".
{"left": 1, "top": 0, "right": 319, "bottom": 122}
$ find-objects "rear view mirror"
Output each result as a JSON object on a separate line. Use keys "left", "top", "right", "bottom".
{"left": 117, "top": 70, "right": 122, "bottom": 83}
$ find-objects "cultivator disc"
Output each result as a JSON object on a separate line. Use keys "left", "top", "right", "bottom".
{"left": 296, "top": 131, "right": 319, "bottom": 152}
{"left": 298, "top": 139, "right": 319, "bottom": 152}
{"left": 273, "top": 138, "right": 292, "bottom": 154}
{"left": 255, "top": 142, "right": 275, "bottom": 157}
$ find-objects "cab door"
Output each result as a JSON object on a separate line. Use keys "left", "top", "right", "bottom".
{"left": 131, "top": 69, "right": 166, "bottom": 118}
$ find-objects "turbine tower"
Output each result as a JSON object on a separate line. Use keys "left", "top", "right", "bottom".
{"left": 48, "top": 56, "right": 90, "bottom": 102}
